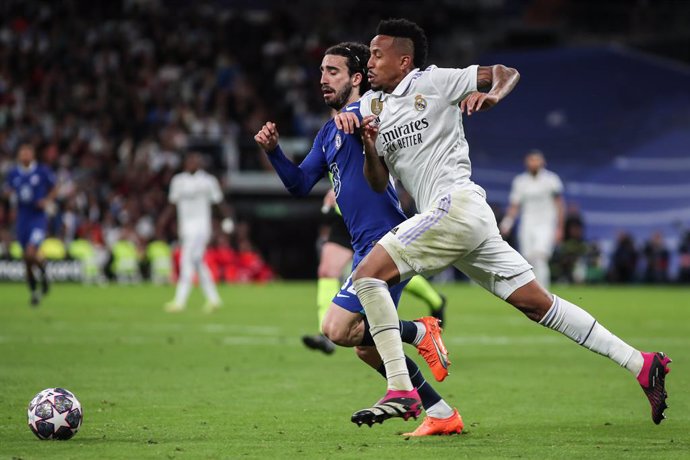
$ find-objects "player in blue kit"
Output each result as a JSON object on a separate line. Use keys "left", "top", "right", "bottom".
{"left": 4, "top": 143, "right": 57, "bottom": 306}
{"left": 254, "top": 42, "right": 463, "bottom": 435}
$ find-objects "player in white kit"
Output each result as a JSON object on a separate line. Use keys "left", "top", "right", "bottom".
{"left": 500, "top": 151, "right": 565, "bottom": 288}
{"left": 336, "top": 18, "right": 671, "bottom": 427}
{"left": 164, "top": 153, "right": 232, "bottom": 313}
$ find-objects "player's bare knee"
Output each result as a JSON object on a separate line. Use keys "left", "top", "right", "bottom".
{"left": 24, "top": 248, "right": 37, "bottom": 263}
{"left": 317, "top": 262, "right": 340, "bottom": 279}
{"left": 322, "top": 321, "right": 355, "bottom": 347}
{"left": 507, "top": 281, "right": 553, "bottom": 322}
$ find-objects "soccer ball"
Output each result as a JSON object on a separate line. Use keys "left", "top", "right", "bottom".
{"left": 27, "top": 388, "right": 83, "bottom": 440}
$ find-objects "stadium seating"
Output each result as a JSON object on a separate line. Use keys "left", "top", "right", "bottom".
{"left": 467, "top": 46, "right": 690, "bottom": 254}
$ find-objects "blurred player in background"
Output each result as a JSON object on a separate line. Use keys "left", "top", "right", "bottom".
{"left": 4, "top": 143, "right": 57, "bottom": 306}
{"left": 301, "top": 189, "right": 347, "bottom": 355}
{"left": 162, "top": 153, "right": 234, "bottom": 313}
{"left": 337, "top": 18, "right": 670, "bottom": 427}
{"left": 500, "top": 150, "right": 564, "bottom": 289}
{"left": 256, "top": 42, "right": 462, "bottom": 436}
{"left": 303, "top": 188, "right": 447, "bottom": 355}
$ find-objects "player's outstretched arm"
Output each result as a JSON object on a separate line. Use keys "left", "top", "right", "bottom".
{"left": 461, "top": 65, "right": 520, "bottom": 116}
{"left": 361, "top": 115, "right": 389, "bottom": 193}
{"left": 254, "top": 121, "right": 327, "bottom": 197}
{"left": 499, "top": 203, "right": 519, "bottom": 237}
{"left": 554, "top": 194, "right": 565, "bottom": 243}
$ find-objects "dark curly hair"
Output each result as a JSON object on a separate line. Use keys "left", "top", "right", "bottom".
{"left": 325, "top": 42, "right": 371, "bottom": 94}
{"left": 376, "top": 18, "right": 428, "bottom": 69}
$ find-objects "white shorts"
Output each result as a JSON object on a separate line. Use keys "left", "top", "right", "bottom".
{"left": 379, "top": 187, "right": 534, "bottom": 300}
{"left": 518, "top": 225, "right": 556, "bottom": 259}
{"left": 180, "top": 232, "right": 210, "bottom": 265}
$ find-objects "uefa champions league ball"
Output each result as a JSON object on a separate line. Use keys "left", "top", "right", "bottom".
{"left": 27, "top": 388, "right": 83, "bottom": 440}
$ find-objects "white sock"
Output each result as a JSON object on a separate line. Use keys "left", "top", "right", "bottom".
{"left": 174, "top": 255, "right": 193, "bottom": 306}
{"left": 354, "top": 277, "right": 412, "bottom": 391}
{"left": 198, "top": 261, "right": 220, "bottom": 304}
{"left": 425, "top": 399, "right": 455, "bottom": 419}
{"left": 540, "top": 295, "right": 643, "bottom": 375}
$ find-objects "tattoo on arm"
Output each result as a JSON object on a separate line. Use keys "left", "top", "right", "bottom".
{"left": 477, "top": 66, "right": 493, "bottom": 89}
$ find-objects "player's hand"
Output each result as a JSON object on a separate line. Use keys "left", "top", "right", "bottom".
{"left": 254, "top": 122, "right": 280, "bottom": 152}
{"left": 499, "top": 216, "right": 514, "bottom": 237}
{"left": 460, "top": 92, "right": 500, "bottom": 116}
{"left": 334, "top": 112, "right": 360, "bottom": 134}
{"left": 555, "top": 226, "right": 564, "bottom": 244}
{"left": 221, "top": 217, "right": 235, "bottom": 234}
{"left": 38, "top": 199, "right": 57, "bottom": 216}
{"left": 361, "top": 115, "right": 379, "bottom": 150}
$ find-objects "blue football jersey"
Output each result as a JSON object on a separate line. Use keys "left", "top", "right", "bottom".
{"left": 266, "top": 102, "right": 407, "bottom": 256}
{"left": 6, "top": 163, "right": 56, "bottom": 223}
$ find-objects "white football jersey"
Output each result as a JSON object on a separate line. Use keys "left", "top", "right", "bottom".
{"left": 359, "top": 65, "right": 479, "bottom": 212}
{"left": 168, "top": 170, "right": 223, "bottom": 238}
{"left": 509, "top": 169, "right": 563, "bottom": 229}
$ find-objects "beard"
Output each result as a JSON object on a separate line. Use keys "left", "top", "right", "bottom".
{"left": 325, "top": 82, "right": 353, "bottom": 111}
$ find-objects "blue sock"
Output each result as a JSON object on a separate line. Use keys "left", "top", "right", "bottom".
{"left": 376, "top": 356, "right": 442, "bottom": 410}
{"left": 399, "top": 320, "right": 418, "bottom": 344}
{"left": 361, "top": 318, "right": 418, "bottom": 346}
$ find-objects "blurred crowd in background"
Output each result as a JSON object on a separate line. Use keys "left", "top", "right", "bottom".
{"left": 1, "top": 0, "right": 689, "bottom": 284}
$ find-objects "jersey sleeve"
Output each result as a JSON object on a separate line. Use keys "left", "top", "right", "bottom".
{"left": 168, "top": 176, "right": 181, "bottom": 204}
{"left": 209, "top": 175, "right": 223, "bottom": 204}
{"left": 551, "top": 173, "right": 564, "bottom": 196}
{"left": 428, "top": 65, "right": 478, "bottom": 105}
{"left": 266, "top": 132, "right": 327, "bottom": 197}
{"left": 3, "top": 169, "right": 14, "bottom": 194}
{"left": 358, "top": 92, "right": 374, "bottom": 118}
{"left": 42, "top": 166, "right": 56, "bottom": 188}
{"left": 508, "top": 176, "right": 522, "bottom": 205}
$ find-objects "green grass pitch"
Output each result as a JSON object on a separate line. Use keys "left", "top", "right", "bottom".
{"left": 1, "top": 282, "right": 688, "bottom": 459}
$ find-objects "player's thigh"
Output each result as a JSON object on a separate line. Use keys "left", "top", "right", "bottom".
{"left": 454, "top": 234, "right": 534, "bottom": 300}
{"left": 331, "top": 272, "right": 408, "bottom": 314}
{"left": 183, "top": 233, "right": 209, "bottom": 263}
{"left": 322, "top": 301, "right": 362, "bottom": 332}
{"left": 318, "top": 242, "right": 353, "bottom": 278}
{"left": 22, "top": 227, "right": 45, "bottom": 260}
{"left": 519, "top": 227, "right": 555, "bottom": 258}
{"left": 23, "top": 244, "right": 39, "bottom": 261}
{"left": 377, "top": 189, "right": 492, "bottom": 281}
{"left": 352, "top": 243, "right": 401, "bottom": 284}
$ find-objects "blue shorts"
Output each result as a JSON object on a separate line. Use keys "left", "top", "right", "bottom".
{"left": 17, "top": 220, "right": 47, "bottom": 250}
{"left": 331, "top": 251, "right": 408, "bottom": 314}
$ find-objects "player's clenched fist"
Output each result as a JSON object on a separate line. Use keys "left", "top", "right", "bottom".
{"left": 254, "top": 121, "right": 280, "bottom": 152}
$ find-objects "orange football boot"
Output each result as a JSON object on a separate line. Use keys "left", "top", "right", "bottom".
{"left": 403, "top": 408, "right": 464, "bottom": 436}
{"left": 416, "top": 316, "right": 451, "bottom": 381}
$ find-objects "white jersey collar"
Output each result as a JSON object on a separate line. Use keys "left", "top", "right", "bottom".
{"left": 390, "top": 68, "right": 421, "bottom": 96}
{"left": 19, "top": 161, "right": 37, "bottom": 173}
